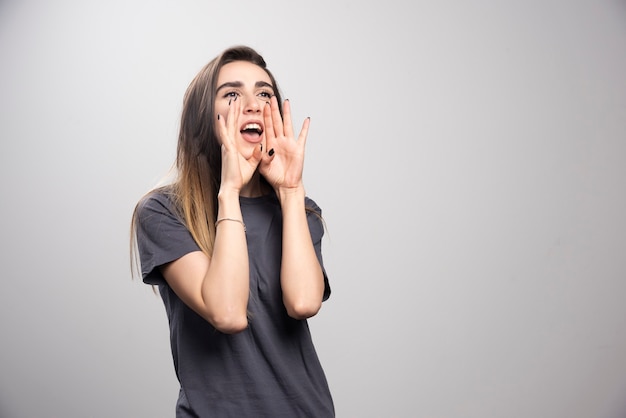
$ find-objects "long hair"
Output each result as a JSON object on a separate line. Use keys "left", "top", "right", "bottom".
{"left": 172, "top": 45, "right": 283, "bottom": 255}
{"left": 130, "top": 45, "right": 284, "bottom": 275}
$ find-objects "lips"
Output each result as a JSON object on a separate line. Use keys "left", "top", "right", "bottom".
{"left": 240, "top": 121, "right": 264, "bottom": 143}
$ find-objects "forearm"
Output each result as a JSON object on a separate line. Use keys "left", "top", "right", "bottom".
{"left": 202, "top": 190, "right": 250, "bottom": 332}
{"left": 278, "top": 186, "right": 325, "bottom": 319}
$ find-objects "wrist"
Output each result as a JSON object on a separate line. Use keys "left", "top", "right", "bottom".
{"left": 277, "top": 184, "right": 305, "bottom": 203}
{"left": 218, "top": 187, "right": 241, "bottom": 202}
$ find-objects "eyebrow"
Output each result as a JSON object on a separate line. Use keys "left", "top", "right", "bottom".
{"left": 216, "top": 81, "right": 274, "bottom": 94}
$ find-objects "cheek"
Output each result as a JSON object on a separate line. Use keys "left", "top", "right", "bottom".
{"left": 215, "top": 102, "right": 227, "bottom": 119}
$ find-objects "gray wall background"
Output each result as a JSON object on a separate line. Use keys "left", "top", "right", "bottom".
{"left": 1, "top": 0, "right": 625, "bottom": 417}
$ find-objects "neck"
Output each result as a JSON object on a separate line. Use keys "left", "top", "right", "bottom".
{"left": 239, "top": 172, "right": 268, "bottom": 198}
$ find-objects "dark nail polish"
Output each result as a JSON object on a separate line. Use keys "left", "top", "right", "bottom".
{"left": 269, "top": 148, "right": 275, "bottom": 157}
{"left": 228, "top": 99, "right": 232, "bottom": 106}
{"left": 260, "top": 144, "right": 263, "bottom": 152}
{"left": 217, "top": 114, "right": 220, "bottom": 120}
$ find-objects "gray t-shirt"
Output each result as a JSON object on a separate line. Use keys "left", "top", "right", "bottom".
{"left": 135, "top": 188, "right": 334, "bottom": 417}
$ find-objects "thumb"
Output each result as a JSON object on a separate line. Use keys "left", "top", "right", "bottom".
{"left": 250, "top": 142, "right": 264, "bottom": 165}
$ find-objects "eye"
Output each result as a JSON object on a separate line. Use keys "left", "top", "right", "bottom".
{"left": 223, "top": 91, "right": 239, "bottom": 99}
{"left": 258, "top": 90, "right": 273, "bottom": 99}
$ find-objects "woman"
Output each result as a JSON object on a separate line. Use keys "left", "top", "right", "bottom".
{"left": 131, "top": 45, "right": 334, "bottom": 417}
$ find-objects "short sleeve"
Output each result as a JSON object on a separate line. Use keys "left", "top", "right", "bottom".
{"left": 305, "top": 197, "right": 331, "bottom": 301}
{"left": 135, "top": 192, "right": 201, "bottom": 285}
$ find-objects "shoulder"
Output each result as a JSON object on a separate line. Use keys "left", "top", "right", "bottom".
{"left": 304, "top": 196, "right": 322, "bottom": 216}
{"left": 304, "top": 196, "right": 325, "bottom": 239}
{"left": 136, "top": 186, "right": 179, "bottom": 220}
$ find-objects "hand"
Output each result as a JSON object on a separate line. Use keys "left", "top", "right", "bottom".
{"left": 260, "top": 96, "right": 309, "bottom": 192}
{"left": 216, "top": 97, "right": 263, "bottom": 193}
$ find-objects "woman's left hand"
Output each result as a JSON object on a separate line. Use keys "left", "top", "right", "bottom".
{"left": 260, "top": 96, "right": 310, "bottom": 192}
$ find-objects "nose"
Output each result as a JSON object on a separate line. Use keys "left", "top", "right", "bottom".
{"left": 243, "top": 94, "right": 262, "bottom": 114}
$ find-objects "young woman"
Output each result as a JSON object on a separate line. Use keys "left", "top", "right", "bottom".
{"left": 131, "top": 45, "right": 334, "bottom": 417}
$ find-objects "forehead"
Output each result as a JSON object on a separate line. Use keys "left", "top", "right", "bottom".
{"left": 217, "top": 61, "right": 272, "bottom": 85}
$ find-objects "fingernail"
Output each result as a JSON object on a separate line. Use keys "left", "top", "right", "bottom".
{"left": 217, "top": 114, "right": 220, "bottom": 120}
{"left": 260, "top": 144, "right": 263, "bottom": 152}
{"left": 228, "top": 99, "right": 232, "bottom": 106}
{"left": 269, "top": 148, "right": 274, "bottom": 156}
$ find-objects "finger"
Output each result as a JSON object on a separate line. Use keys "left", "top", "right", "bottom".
{"left": 216, "top": 113, "right": 230, "bottom": 148}
{"left": 220, "top": 142, "right": 231, "bottom": 161}
{"left": 249, "top": 142, "right": 264, "bottom": 166}
{"left": 297, "top": 116, "right": 310, "bottom": 150}
{"left": 282, "top": 99, "right": 294, "bottom": 140}
{"left": 226, "top": 96, "right": 239, "bottom": 144}
{"left": 260, "top": 145, "right": 276, "bottom": 169}
{"left": 263, "top": 101, "right": 276, "bottom": 147}
{"left": 270, "top": 95, "right": 284, "bottom": 138}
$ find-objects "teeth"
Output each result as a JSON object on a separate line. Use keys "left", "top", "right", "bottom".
{"left": 243, "top": 123, "right": 261, "bottom": 131}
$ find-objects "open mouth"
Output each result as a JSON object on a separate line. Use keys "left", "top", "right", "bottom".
{"left": 241, "top": 123, "right": 263, "bottom": 134}
{"left": 240, "top": 123, "right": 264, "bottom": 143}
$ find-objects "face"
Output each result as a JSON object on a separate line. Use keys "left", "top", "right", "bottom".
{"left": 214, "top": 61, "right": 274, "bottom": 156}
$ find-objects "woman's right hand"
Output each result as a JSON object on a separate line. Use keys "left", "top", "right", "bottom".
{"left": 216, "top": 97, "right": 263, "bottom": 193}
